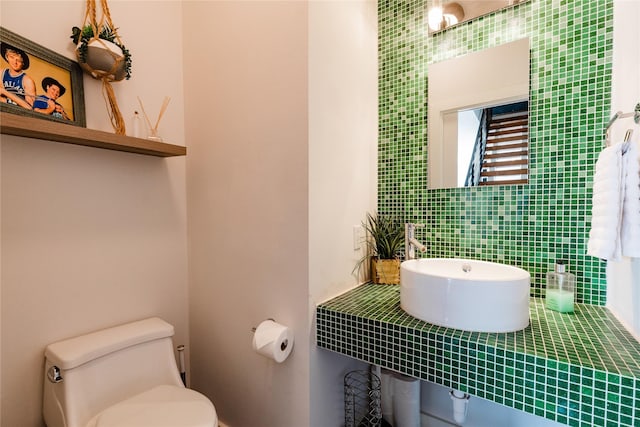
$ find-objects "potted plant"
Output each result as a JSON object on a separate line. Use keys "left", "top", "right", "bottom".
{"left": 71, "top": 24, "right": 132, "bottom": 81}
{"left": 356, "top": 212, "right": 405, "bottom": 284}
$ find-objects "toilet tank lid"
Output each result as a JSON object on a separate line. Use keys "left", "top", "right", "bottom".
{"left": 45, "top": 317, "right": 175, "bottom": 370}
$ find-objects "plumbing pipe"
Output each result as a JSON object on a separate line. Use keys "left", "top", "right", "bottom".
{"left": 379, "top": 368, "right": 395, "bottom": 425}
{"left": 394, "top": 374, "right": 420, "bottom": 427}
{"left": 177, "top": 345, "right": 186, "bottom": 386}
{"left": 450, "top": 389, "right": 470, "bottom": 424}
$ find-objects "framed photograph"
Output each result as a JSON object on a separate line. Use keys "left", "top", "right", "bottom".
{"left": 1, "top": 27, "right": 85, "bottom": 127}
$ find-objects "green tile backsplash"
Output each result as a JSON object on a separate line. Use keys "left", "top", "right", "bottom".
{"left": 378, "top": 0, "right": 613, "bottom": 304}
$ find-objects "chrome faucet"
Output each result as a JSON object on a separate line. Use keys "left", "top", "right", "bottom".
{"left": 405, "top": 223, "right": 427, "bottom": 260}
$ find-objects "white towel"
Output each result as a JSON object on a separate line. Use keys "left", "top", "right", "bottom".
{"left": 622, "top": 139, "right": 640, "bottom": 257}
{"left": 587, "top": 143, "right": 624, "bottom": 261}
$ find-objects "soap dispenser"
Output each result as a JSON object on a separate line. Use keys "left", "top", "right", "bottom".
{"left": 545, "top": 260, "right": 575, "bottom": 313}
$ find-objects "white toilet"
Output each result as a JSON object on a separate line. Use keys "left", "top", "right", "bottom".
{"left": 42, "top": 317, "right": 218, "bottom": 427}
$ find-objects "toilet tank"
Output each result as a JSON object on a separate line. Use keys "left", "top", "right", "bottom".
{"left": 43, "top": 317, "right": 184, "bottom": 427}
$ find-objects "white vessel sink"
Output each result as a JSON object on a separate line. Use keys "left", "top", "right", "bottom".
{"left": 400, "top": 258, "right": 531, "bottom": 333}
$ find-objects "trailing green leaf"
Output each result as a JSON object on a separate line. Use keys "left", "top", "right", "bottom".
{"left": 70, "top": 24, "right": 132, "bottom": 80}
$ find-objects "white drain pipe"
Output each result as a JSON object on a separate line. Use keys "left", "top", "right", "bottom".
{"left": 450, "top": 389, "right": 470, "bottom": 424}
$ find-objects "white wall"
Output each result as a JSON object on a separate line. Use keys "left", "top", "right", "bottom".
{"left": 0, "top": 2, "right": 188, "bottom": 426}
{"left": 308, "top": 1, "right": 378, "bottom": 426}
{"left": 606, "top": 0, "right": 640, "bottom": 339}
{"left": 183, "top": 2, "right": 310, "bottom": 426}
{"left": 420, "top": 380, "right": 564, "bottom": 427}
{"left": 308, "top": 1, "right": 378, "bottom": 306}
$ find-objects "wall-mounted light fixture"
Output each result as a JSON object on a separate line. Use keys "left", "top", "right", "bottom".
{"left": 427, "top": 1, "right": 465, "bottom": 32}
{"left": 427, "top": 1, "right": 529, "bottom": 35}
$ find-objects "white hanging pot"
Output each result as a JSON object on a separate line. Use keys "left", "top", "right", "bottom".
{"left": 77, "top": 39, "right": 126, "bottom": 82}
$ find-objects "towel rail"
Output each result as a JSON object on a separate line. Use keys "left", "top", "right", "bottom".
{"left": 605, "top": 102, "right": 640, "bottom": 146}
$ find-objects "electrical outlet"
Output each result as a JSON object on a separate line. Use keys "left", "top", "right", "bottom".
{"left": 353, "top": 225, "right": 364, "bottom": 251}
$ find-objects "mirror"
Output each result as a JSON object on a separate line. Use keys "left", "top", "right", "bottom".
{"left": 427, "top": 0, "right": 530, "bottom": 34}
{"left": 428, "top": 38, "right": 530, "bottom": 189}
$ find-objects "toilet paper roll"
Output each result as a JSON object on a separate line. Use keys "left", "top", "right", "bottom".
{"left": 251, "top": 320, "right": 294, "bottom": 363}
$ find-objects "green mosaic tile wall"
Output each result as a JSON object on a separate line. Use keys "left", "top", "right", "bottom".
{"left": 317, "top": 284, "right": 640, "bottom": 427}
{"left": 378, "top": 0, "right": 613, "bottom": 304}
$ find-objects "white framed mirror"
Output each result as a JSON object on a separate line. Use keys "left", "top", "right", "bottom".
{"left": 428, "top": 38, "right": 530, "bottom": 189}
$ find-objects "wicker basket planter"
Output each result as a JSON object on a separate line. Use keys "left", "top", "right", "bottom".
{"left": 371, "top": 258, "right": 401, "bottom": 284}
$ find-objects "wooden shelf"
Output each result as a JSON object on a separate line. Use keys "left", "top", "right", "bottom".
{"left": 0, "top": 112, "right": 186, "bottom": 157}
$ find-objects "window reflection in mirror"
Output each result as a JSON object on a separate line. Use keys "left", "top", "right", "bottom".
{"left": 447, "top": 101, "right": 528, "bottom": 187}
{"left": 428, "top": 38, "right": 530, "bottom": 189}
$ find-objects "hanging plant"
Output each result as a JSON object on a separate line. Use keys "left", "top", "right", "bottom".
{"left": 71, "top": 24, "right": 132, "bottom": 81}
{"left": 70, "top": 0, "right": 132, "bottom": 135}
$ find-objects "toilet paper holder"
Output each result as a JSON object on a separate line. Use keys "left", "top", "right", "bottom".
{"left": 252, "top": 318, "right": 288, "bottom": 351}
{"left": 251, "top": 318, "right": 275, "bottom": 333}
{"left": 251, "top": 318, "right": 294, "bottom": 362}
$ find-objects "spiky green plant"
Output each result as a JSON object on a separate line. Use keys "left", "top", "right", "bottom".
{"left": 363, "top": 212, "right": 405, "bottom": 259}
{"left": 353, "top": 212, "right": 405, "bottom": 277}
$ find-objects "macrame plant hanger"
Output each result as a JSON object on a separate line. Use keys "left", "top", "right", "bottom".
{"left": 80, "top": 0, "right": 126, "bottom": 134}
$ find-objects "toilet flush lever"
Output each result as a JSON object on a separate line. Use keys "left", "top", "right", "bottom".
{"left": 47, "top": 366, "right": 63, "bottom": 383}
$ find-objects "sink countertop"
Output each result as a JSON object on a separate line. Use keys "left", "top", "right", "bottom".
{"left": 316, "top": 283, "right": 640, "bottom": 427}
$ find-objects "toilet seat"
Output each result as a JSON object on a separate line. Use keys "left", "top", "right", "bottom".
{"left": 85, "top": 385, "right": 218, "bottom": 427}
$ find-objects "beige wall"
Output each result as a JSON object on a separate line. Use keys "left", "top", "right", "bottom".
{"left": 0, "top": 2, "right": 188, "bottom": 426}
{"left": 183, "top": 2, "right": 310, "bottom": 426}
{"left": 0, "top": 75, "right": 3, "bottom": 425}
{"left": 1, "top": 0, "right": 378, "bottom": 425}
{"left": 184, "top": 0, "right": 378, "bottom": 425}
